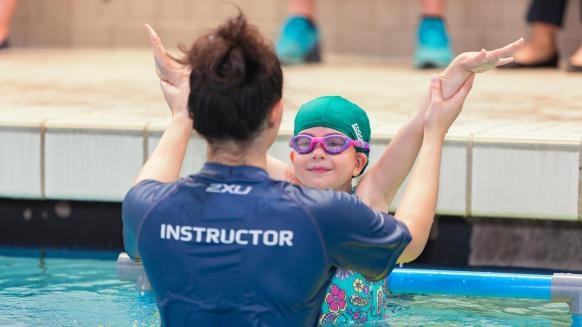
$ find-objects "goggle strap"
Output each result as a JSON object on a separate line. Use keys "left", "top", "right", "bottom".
{"left": 354, "top": 140, "right": 370, "bottom": 152}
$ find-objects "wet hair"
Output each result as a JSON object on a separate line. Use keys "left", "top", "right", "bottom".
{"left": 182, "top": 12, "right": 283, "bottom": 145}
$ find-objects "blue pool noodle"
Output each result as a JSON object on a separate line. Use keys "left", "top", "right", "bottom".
{"left": 388, "top": 268, "right": 553, "bottom": 300}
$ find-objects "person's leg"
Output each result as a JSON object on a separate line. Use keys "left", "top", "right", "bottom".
{"left": 513, "top": 23, "right": 559, "bottom": 63}
{"left": 0, "top": 0, "right": 18, "bottom": 49}
{"left": 414, "top": 0, "right": 453, "bottom": 69}
{"left": 421, "top": 0, "right": 445, "bottom": 16}
{"left": 276, "top": 0, "right": 321, "bottom": 65}
{"left": 288, "top": 0, "right": 316, "bottom": 18}
{"left": 566, "top": 0, "right": 582, "bottom": 69}
{"left": 570, "top": 45, "right": 582, "bottom": 67}
{"left": 503, "top": 0, "right": 565, "bottom": 68}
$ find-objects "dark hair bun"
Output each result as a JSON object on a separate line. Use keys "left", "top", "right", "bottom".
{"left": 208, "top": 15, "right": 248, "bottom": 90}
{"left": 184, "top": 12, "right": 283, "bottom": 143}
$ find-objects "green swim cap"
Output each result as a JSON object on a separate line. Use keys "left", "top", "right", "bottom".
{"left": 294, "top": 96, "right": 371, "bottom": 175}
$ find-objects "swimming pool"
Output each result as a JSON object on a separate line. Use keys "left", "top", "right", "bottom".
{"left": 0, "top": 248, "right": 575, "bottom": 326}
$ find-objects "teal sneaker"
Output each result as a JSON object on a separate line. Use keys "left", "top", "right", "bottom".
{"left": 275, "top": 16, "right": 321, "bottom": 65}
{"left": 414, "top": 16, "right": 453, "bottom": 69}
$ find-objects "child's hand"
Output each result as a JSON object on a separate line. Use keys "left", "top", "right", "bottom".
{"left": 145, "top": 23, "right": 192, "bottom": 120}
{"left": 424, "top": 74, "right": 475, "bottom": 137}
{"left": 454, "top": 38, "right": 524, "bottom": 73}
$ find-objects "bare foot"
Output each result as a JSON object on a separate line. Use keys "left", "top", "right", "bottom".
{"left": 511, "top": 23, "right": 558, "bottom": 64}
{"left": 512, "top": 41, "right": 557, "bottom": 64}
{"left": 569, "top": 46, "right": 582, "bottom": 66}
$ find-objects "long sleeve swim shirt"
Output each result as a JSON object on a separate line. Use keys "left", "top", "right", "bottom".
{"left": 122, "top": 163, "right": 411, "bottom": 327}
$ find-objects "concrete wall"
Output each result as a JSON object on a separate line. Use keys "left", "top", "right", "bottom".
{"left": 10, "top": 0, "right": 582, "bottom": 59}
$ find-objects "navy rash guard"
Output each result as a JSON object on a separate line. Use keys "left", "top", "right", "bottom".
{"left": 122, "top": 163, "right": 411, "bottom": 327}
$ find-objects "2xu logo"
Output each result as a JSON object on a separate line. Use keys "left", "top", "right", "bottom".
{"left": 206, "top": 183, "right": 252, "bottom": 195}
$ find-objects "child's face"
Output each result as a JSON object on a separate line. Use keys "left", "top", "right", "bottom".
{"left": 289, "top": 127, "right": 367, "bottom": 192}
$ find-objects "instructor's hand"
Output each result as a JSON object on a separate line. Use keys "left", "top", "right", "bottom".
{"left": 145, "top": 23, "right": 192, "bottom": 120}
{"left": 424, "top": 74, "right": 474, "bottom": 138}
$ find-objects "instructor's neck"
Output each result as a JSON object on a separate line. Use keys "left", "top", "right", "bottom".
{"left": 207, "top": 144, "right": 268, "bottom": 170}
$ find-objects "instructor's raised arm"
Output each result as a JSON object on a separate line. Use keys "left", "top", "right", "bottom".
{"left": 395, "top": 74, "right": 474, "bottom": 263}
{"left": 133, "top": 24, "right": 193, "bottom": 185}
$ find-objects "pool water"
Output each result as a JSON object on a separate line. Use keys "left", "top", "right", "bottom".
{"left": 0, "top": 249, "right": 159, "bottom": 327}
{"left": 0, "top": 249, "right": 573, "bottom": 326}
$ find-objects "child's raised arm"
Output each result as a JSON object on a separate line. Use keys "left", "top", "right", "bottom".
{"left": 439, "top": 38, "right": 524, "bottom": 99}
{"left": 357, "top": 38, "right": 523, "bottom": 212}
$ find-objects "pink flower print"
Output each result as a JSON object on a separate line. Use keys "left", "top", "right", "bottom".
{"left": 363, "top": 285, "right": 369, "bottom": 294}
{"left": 335, "top": 268, "right": 354, "bottom": 281}
{"left": 351, "top": 309, "right": 368, "bottom": 323}
{"left": 325, "top": 284, "right": 347, "bottom": 313}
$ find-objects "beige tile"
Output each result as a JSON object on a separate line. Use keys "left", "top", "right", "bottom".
{"left": 242, "top": 0, "right": 284, "bottom": 24}
{"left": 9, "top": 23, "right": 28, "bottom": 47}
{"left": 340, "top": 28, "right": 387, "bottom": 58}
{"left": 71, "top": 28, "right": 113, "bottom": 48}
{"left": 70, "top": 0, "right": 121, "bottom": 28}
{"left": 113, "top": 23, "right": 151, "bottom": 48}
{"left": 319, "top": 26, "right": 343, "bottom": 56}
{"left": 189, "top": 0, "right": 220, "bottom": 21}
{"left": 123, "top": 0, "right": 157, "bottom": 19}
{"left": 12, "top": 0, "right": 35, "bottom": 22}
{"left": 156, "top": 21, "right": 203, "bottom": 50}
{"left": 389, "top": 141, "right": 467, "bottom": 216}
{"left": 471, "top": 143, "right": 579, "bottom": 220}
{"left": 158, "top": 0, "right": 190, "bottom": 20}
{"left": 473, "top": 121, "right": 582, "bottom": 144}
{"left": 497, "top": 0, "right": 530, "bottom": 29}
{"left": 38, "top": 0, "right": 72, "bottom": 22}
{"left": 45, "top": 129, "right": 144, "bottom": 201}
{"left": 467, "top": 1, "right": 500, "bottom": 28}
{"left": 438, "top": 141, "right": 468, "bottom": 215}
{"left": 382, "top": 29, "right": 415, "bottom": 59}
{"left": 446, "top": 0, "right": 471, "bottom": 30}
{"left": 0, "top": 127, "right": 42, "bottom": 198}
{"left": 395, "top": 0, "right": 418, "bottom": 30}
{"left": 316, "top": 0, "right": 338, "bottom": 26}
{"left": 19, "top": 0, "right": 73, "bottom": 47}
{"left": 341, "top": 0, "right": 373, "bottom": 28}
{"left": 370, "top": 0, "right": 405, "bottom": 30}
{"left": 147, "top": 131, "right": 206, "bottom": 178}
{"left": 26, "top": 24, "right": 70, "bottom": 48}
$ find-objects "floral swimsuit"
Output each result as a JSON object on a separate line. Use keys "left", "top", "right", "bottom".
{"left": 319, "top": 268, "right": 388, "bottom": 325}
{"left": 319, "top": 187, "right": 389, "bottom": 325}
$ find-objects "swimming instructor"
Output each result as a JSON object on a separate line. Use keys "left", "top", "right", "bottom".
{"left": 122, "top": 11, "right": 473, "bottom": 326}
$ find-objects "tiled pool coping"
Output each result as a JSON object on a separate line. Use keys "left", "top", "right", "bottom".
{"left": 1, "top": 50, "right": 581, "bottom": 220}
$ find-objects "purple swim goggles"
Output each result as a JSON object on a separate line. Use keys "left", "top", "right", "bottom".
{"left": 289, "top": 134, "right": 370, "bottom": 155}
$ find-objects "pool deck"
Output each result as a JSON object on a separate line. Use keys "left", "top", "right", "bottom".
{"left": 0, "top": 49, "right": 581, "bottom": 221}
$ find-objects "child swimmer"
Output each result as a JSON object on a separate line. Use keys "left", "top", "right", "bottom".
{"left": 268, "top": 39, "right": 523, "bottom": 324}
